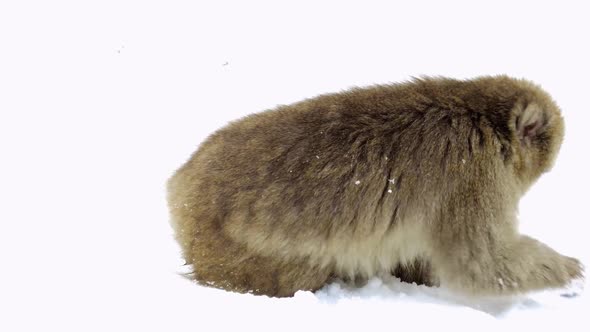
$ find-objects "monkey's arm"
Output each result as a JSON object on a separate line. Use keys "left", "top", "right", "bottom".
{"left": 430, "top": 181, "right": 583, "bottom": 295}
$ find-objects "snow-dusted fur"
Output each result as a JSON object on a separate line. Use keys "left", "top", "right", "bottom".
{"left": 167, "top": 76, "right": 583, "bottom": 297}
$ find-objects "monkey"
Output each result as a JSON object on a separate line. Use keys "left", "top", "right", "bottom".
{"left": 166, "top": 75, "right": 583, "bottom": 297}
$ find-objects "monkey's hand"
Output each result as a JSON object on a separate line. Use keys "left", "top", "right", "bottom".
{"left": 436, "top": 235, "right": 584, "bottom": 296}
{"left": 503, "top": 235, "right": 585, "bottom": 294}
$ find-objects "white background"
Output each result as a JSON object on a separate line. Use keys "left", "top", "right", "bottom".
{"left": 1, "top": 1, "right": 589, "bottom": 331}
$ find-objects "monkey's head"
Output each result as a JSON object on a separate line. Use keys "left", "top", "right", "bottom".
{"left": 507, "top": 79, "right": 565, "bottom": 191}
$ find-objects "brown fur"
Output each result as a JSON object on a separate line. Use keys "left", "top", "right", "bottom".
{"left": 167, "top": 75, "right": 583, "bottom": 297}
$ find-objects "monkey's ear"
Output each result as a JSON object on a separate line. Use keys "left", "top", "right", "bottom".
{"left": 516, "top": 103, "right": 545, "bottom": 142}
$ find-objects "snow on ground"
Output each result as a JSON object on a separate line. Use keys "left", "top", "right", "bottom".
{"left": 1, "top": 1, "right": 590, "bottom": 331}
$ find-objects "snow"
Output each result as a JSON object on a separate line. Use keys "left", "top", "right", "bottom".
{"left": 1, "top": 1, "right": 590, "bottom": 331}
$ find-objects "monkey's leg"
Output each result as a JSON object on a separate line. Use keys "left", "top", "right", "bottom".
{"left": 392, "top": 258, "right": 438, "bottom": 287}
{"left": 433, "top": 231, "right": 583, "bottom": 295}
{"left": 189, "top": 229, "right": 332, "bottom": 297}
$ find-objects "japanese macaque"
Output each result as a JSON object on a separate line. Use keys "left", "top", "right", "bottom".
{"left": 167, "top": 76, "right": 583, "bottom": 297}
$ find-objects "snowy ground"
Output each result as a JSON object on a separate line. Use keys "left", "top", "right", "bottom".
{"left": 1, "top": 1, "right": 589, "bottom": 331}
